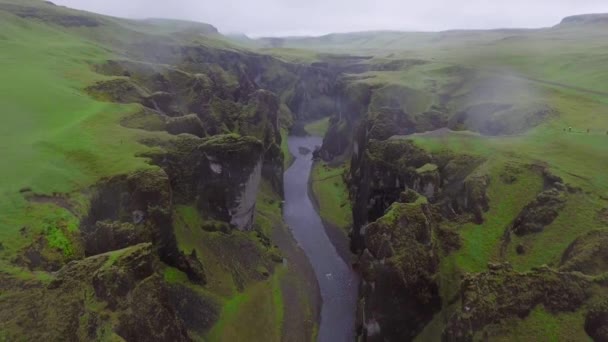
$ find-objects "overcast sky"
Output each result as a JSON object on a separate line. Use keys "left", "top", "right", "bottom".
{"left": 52, "top": 0, "right": 608, "bottom": 37}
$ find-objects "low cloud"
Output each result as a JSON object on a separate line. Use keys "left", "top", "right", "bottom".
{"left": 53, "top": 0, "right": 608, "bottom": 36}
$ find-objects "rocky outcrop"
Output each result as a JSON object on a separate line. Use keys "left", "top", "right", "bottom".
{"left": 115, "top": 275, "right": 190, "bottom": 342}
{"left": 320, "top": 82, "right": 373, "bottom": 159}
{"left": 349, "top": 139, "right": 487, "bottom": 252}
{"left": 367, "top": 107, "right": 416, "bottom": 141}
{"left": 511, "top": 187, "right": 567, "bottom": 236}
{"left": 149, "top": 134, "right": 264, "bottom": 231}
{"left": 1, "top": 244, "right": 199, "bottom": 342}
{"left": 81, "top": 168, "right": 206, "bottom": 284}
{"left": 166, "top": 114, "right": 205, "bottom": 137}
{"left": 560, "top": 229, "right": 608, "bottom": 275}
{"left": 585, "top": 298, "right": 608, "bottom": 342}
{"left": 358, "top": 201, "right": 441, "bottom": 341}
{"left": 443, "top": 264, "right": 592, "bottom": 341}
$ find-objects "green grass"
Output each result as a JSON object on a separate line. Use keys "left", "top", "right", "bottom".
{"left": 484, "top": 306, "right": 590, "bottom": 342}
{"left": 207, "top": 267, "right": 285, "bottom": 342}
{"left": 201, "top": 182, "right": 286, "bottom": 342}
{"left": 304, "top": 117, "right": 330, "bottom": 137}
{"left": 254, "top": 181, "right": 283, "bottom": 237}
{"left": 280, "top": 128, "right": 294, "bottom": 169}
{"left": 506, "top": 192, "right": 606, "bottom": 271}
{"left": 310, "top": 162, "right": 353, "bottom": 231}
{"left": 172, "top": 181, "right": 289, "bottom": 341}
{"left": 163, "top": 266, "right": 190, "bottom": 284}
{"left": 416, "top": 163, "right": 438, "bottom": 173}
{"left": 0, "top": 7, "right": 164, "bottom": 271}
{"left": 449, "top": 162, "right": 543, "bottom": 273}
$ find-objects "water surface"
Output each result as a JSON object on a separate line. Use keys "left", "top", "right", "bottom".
{"left": 283, "top": 136, "right": 358, "bottom": 342}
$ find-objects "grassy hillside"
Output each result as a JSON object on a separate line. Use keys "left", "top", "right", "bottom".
{"left": 0, "top": 1, "right": 156, "bottom": 272}
{"left": 272, "top": 13, "right": 608, "bottom": 341}
{"left": 0, "top": 1, "right": 317, "bottom": 340}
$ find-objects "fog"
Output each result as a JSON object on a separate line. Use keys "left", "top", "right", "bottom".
{"left": 52, "top": 0, "right": 608, "bottom": 36}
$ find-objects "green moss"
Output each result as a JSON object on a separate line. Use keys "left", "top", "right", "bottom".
{"left": 254, "top": 181, "right": 283, "bottom": 238}
{"left": 207, "top": 268, "right": 285, "bottom": 342}
{"left": 310, "top": 162, "right": 353, "bottom": 231}
{"left": 508, "top": 193, "right": 605, "bottom": 271}
{"left": 416, "top": 163, "right": 438, "bottom": 174}
{"left": 483, "top": 306, "right": 590, "bottom": 342}
{"left": 164, "top": 267, "right": 190, "bottom": 284}
{"left": 46, "top": 226, "right": 74, "bottom": 257}
{"left": 280, "top": 128, "right": 294, "bottom": 169}
{"left": 304, "top": 117, "right": 331, "bottom": 137}
{"left": 440, "top": 161, "right": 543, "bottom": 274}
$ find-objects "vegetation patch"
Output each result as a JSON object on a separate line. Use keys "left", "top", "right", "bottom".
{"left": 310, "top": 162, "right": 353, "bottom": 231}
{"left": 304, "top": 117, "right": 331, "bottom": 137}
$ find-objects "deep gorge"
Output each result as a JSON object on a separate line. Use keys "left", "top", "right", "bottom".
{"left": 2, "top": 3, "right": 608, "bottom": 341}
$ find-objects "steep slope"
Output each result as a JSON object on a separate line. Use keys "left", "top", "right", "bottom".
{"left": 282, "top": 14, "right": 608, "bottom": 342}
{"left": 0, "top": 1, "right": 335, "bottom": 340}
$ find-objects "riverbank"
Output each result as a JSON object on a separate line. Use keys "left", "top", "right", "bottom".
{"left": 283, "top": 136, "right": 358, "bottom": 342}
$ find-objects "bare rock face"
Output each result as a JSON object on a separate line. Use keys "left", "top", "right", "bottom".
{"left": 151, "top": 134, "right": 264, "bottom": 231}
{"left": 443, "top": 265, "right": 591, "bottom": 341}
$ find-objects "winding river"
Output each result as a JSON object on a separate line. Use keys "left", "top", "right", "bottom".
{"left": 283, "top": 136, "right": 359, "bottom": 342}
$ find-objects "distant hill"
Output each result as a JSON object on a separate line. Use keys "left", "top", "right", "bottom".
{"left": 558, "top": 13, "right": 608, "bottom": 26}
{"left": 140, "top": 18, "right": 219, "bottom": 35}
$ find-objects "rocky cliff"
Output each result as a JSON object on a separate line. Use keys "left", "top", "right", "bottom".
{"left": 0, "top": 3, "right": 331, "bottom": 339}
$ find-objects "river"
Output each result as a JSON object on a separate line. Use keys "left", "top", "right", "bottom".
{"left": 283, "top": 136, "right": 359, "bottom": 342}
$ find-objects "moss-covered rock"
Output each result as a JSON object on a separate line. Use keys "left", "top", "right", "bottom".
{"left": 166, "top": 114, "right": 205, "bottom": 137}
{"left": 120, "top": 108, "right": 168, "bottom": 132}
{"left": 511, "top": 187, "right": 567, "bottom": 235}
{"left": 86, "top": 78, "right": 149, "bottom": 104}
{"left": 585, "top": 298, "right": 608, "bottom": 342}
{"left": 168, "top": 283, "right": 220, "bottom": 334}
{"left": 367, "top": 107, "right": 416, "bottom": 140}
{"left": 1, "top": 244, "right": 194, "bottom": 341}
{"left": 560, "top": 229, "right": 608, "bottom": 275}
{"left": 81, "top": 168, "right": 206, "bottom": 284}
{"left": 415, "top": 109, "right": 449, "bottom": 132}
{"left": 443, "top": 264, "right": 592, "bottom": 341}
{"left": 116, "top": 275, "right": 190, "bottom": 342}
{"left": 150, "top": 134, "right": 264, "bottom": 231}
{"left": 91, "top": 243, "right": 157, "bottom": 309}
{"left": 84, "top": 220, "right": 150, "bottom": 256}
{"left": 359, "top": 202, "right": 441, "bottom": 341}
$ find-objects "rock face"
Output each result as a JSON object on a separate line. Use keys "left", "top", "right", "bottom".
{"left": 359, "top": 201, "right": 441, "bottom": 341}
{"left": 150, "top": 134, "right": 265, "bottom": 231}
{"left": 585, "top": 298, "right": 608, "bottom": 342}
{"left": 348, "top": 140, "right": 490, "bottom": 341}
{"left": 1, "top": 244, "right": 198, "bottom": 342}
{"left": 320, "top": 82, "right": 372, "bottom": 159}
{"left": 3, "top": 4, "right": 331, "bottom": 340}
{"left": 349, "top": 139, "right": 488, "bottom": 252}
{"left": 511, "top": 187, "right": 567, "bottom": 235}
{"left": 443, "top": 264, "right": 591, "bottom": 341}
{"left": 81, "top": 168, "right": 206, "bottom": 285}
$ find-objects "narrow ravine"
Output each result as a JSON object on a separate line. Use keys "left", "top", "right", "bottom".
{"left": 283, "top": 136, "right": 359, "bottom": 342}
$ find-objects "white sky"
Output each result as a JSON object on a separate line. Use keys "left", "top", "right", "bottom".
{"left": 52, "top": 0, "right": 608, "bottom": 37}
